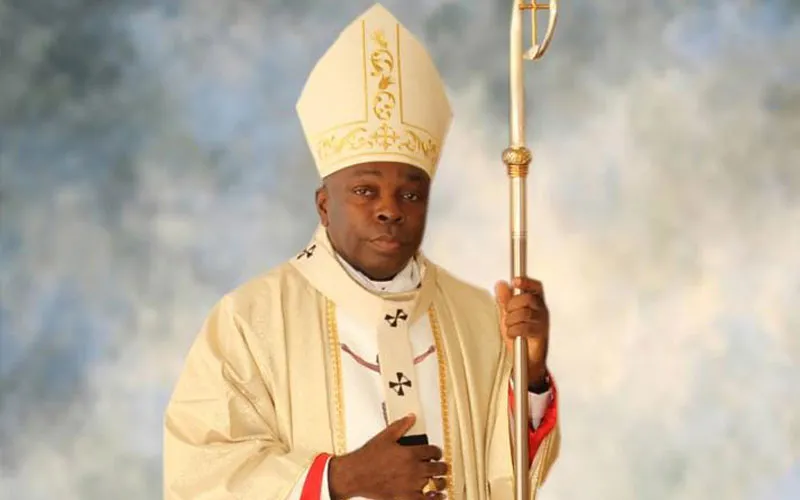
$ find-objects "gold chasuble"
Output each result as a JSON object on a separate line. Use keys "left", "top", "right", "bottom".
{"left": 163, "top": 4, "right": 559, "bottom": 499}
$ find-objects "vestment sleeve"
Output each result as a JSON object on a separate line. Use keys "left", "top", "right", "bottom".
{"left": 163, "top": 296, "right": 328, "bottom": 499}
{"left": 487, "top": 354, "right": 561, "bottom": 499}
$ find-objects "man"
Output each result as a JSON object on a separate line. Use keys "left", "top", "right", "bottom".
{"left": 163, "top": 4, "right": 560, "bottom": 499}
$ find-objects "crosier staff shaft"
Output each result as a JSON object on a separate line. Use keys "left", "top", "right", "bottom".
{"left": 502, "top": 1, "right": 558, "bottom": 499}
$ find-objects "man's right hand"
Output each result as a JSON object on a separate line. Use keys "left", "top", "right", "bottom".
{"left": 328, "top": 414, "right": 449, "bottom": 500}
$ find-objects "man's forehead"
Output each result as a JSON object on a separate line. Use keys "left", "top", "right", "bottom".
{"left": 329, "top": 162, "right": 430, "bottom": 182}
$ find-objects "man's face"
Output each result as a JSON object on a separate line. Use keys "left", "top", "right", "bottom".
{"left": 316, "top": 161, "right": 431, "bottom": 281}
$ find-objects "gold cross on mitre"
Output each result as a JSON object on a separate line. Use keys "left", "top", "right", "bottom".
{"left": 295, "top": 3, "right": 453, "bottom": 180}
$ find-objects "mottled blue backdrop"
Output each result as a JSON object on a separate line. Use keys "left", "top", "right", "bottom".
{"left": 1, "top": 0, "right": 799, "bottom": 498}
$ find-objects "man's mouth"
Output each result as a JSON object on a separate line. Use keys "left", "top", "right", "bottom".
{"left": 370, "top": 234, "right": 404, "bottom": 252}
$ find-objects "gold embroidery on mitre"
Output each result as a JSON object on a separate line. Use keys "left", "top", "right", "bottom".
{"left": 369, "top": 30, "right": 397, "bottom": 121}
{"left": 315, "top": 24, "right": 441, "bottom": 167}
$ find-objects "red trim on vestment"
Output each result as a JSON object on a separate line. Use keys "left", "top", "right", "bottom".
{"left": 300, "top": 453, "right": 332, "bottom": 500}
{"left": 507, "top": 373, "right": 559, "bottom": 466}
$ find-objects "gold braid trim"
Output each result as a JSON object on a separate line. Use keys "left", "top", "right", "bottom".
{"left": 325, "top": 299, "right": 347, "bottom": 455}
{"left": 429, "top": 306, "right": 455, "bottom": 500}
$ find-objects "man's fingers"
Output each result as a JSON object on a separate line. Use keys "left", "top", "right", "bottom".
{"left": 384, "top": 413, "right": 417, "bottom": 440}
{"left": 506, "top": 324, "right": 549, "bottom": 341}
{"left": 512, "top": 277, "right": 544, "bottom": 297}
{"left": 413, "top": 445, "right": 443, "bottom": 461}
{"left": 498, "top": 278, "right": 546, "bottom": 312}
{"left": 409, "top": 493, "right": 440, "bottom": 500}
{"left": 504, "top": 291, "right": 546, "bottom": 314}
{"left": 504, "top": 307, "right": 544, "bottom": 327}
{"left": 422, "top": 460, "right": 449, "bottom": 477}
{"left": 414, "top": 476, "right": 448, "bottom": 498}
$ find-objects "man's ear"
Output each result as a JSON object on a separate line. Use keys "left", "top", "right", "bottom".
{"left": 315, "top": 185, "right": 329, "bottom": 227}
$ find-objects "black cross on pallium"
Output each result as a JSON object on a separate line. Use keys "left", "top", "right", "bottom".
{"left": 384, "top": 308, "right": 408, "bottom": 327}
{"left": 389, "top": 372, "right": 412, "bottom": 396}
{"left": 296, "top": 244, "right": 316, "bottom": 259}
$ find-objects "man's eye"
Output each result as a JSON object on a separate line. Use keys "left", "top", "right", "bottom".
{"left": 353, "top": 187, "right": 373, "bottom": 196}
{"left": 403, "top": 192, "right": 421, "bottom": 201}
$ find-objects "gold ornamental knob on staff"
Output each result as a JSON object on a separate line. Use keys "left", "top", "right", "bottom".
{"left": 503, "top": 1, "right": 558, "bottom": 499}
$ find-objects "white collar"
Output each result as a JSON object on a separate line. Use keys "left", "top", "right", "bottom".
{"left": 335, "top": 253, "right": 421, "bottom": 293}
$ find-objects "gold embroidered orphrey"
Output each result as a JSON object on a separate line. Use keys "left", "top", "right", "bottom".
{"left": 315, "top": 23, "right": 441, "bottom": 166}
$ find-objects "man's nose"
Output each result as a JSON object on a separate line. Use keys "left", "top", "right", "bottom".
{"left": 375, "top": 195, "right": 404, "bottom": 224}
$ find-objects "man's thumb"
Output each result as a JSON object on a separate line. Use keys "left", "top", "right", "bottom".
{"left": 494, "top": 280, "right": 512, "bottom": 308}
{"left": 385, "top": 413, "right": 416, "bottom": 440}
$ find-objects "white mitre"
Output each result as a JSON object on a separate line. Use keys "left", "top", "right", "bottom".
{"left": 296, "top": 3, "right": 453, "bottom": 180}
